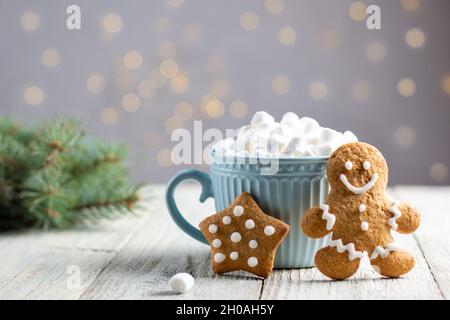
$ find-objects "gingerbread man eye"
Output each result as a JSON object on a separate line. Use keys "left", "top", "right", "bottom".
{"left": 363, "top": 161, "right": 371, "bottom": 170}
{"left": 344, "top": 161, "right": 353, "bottom": 170}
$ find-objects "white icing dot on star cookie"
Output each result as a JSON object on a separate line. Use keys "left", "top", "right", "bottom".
{"left": 231, "top": 232, "right": 242, "bottom": 243}
{"left": 222, "top": 216, "right": 231, "bottom": 224}
{"left": 359, "top": 204, "right": 366, "bottom": 213}
{"left": 212, "top": 239, "right": 222, "bottom": 248}
{"left": 208, "top": 224, "right": 218, "bottom": 233}
{"left": 245, "top": 219, "right": 255, "bottom": 229}
{"left": 230, "top": 251, "right": 239, "bottom": 260}
{"left": 214, "top": 253, "right": 226, "bottom": 263}
{"left": 264, "top": 225, "right": 275, "bottom": 236}
{"left": 249, "top": 240, "right": 258, "bottom": 249}
{"left": 361, "top": 221, "right": 369, "bottom": 231}
{"left": 233, "top": 205, "right": 244, "bottom": 217}
{"left": 247, "top": 257, "right": 258, "bottom": 267}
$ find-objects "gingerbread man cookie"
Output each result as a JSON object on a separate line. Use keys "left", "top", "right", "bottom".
{"left": 301, "top": 142, "right": 421, "bottom": 280}
{"left": 199, "top": 192, "right": 289, "bottom": 278}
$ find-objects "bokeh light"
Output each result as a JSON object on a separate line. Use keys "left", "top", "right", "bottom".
{"left": 264, "top": 0, "right": 285, "bottom": 14}
{"left": 401, "top": 0, "right": 422, "bottom": 12}
{"left": 23, "top": 86, "right": 44, "bottom": 106}
{"left": 175, "top": 102, "right": 194, "bottom": 120}
{"left": 309, "top": 81, "right": 328, "bottom": 100}
{"left": 21, "top": 11, "right": 40, "bottom": 31}
{"left": 160, "top": 59, "right": 179, "bottom": 79}
{"left": 41, "top": 48, "right": 61, "bottom": 67}
{"left": 157, "top": 149, "right": 173, "bottom": 167}
{"left": 320, "top": 29, "right": 343, "bottom": 49}
{"left": 170, "top": 74, "right": 190, "bottom": 94}
{"left": 86, "top": 73, "right": 105, "bottom": 94}
{"left": 229, "top": 100, "right": 248, "bottom": 119}
{"left": 430, "top": 163, "right": 449, "bottom": 182}
{"left": 272, "top": 76, "right": 291, "bottom": 95}
{"left": 164, "top": 116, "right": 183, "bottom": 133}
{"left": 366, "top": 41, "right": 386, "bottom": 62}
{"left": 102, "top": 13, "right": 123, "bottom": 33}
{"left": 123, "top": 50, "right": 143, "bottom": 70}
{"left": 397, "top": 78, "right": 416, "bottom": 97}
{"left": 278, "top": 27, "right": 296, "bottom": 46}
{"left": 394, "top": 126, "right": 416, "bottom": 147}
{"left": 138, "top": 80, "right": 156, "bottom": 98}
{"left": 351, "top": 81, "right": 372, "bottom": 102}
{"left": 149, "top": 69, "right": 168, "bottom": 88}
{"left": 441, "top": 74, "right": 450, "bottom": 96}
{"left": 100, "top": 107, "right": 119, "bottom": 125}
{"left": 121, "top": 93, "right": 141, "bottom": 112}
{"left": 240, "top": 12, "right": 259, "bottom": 31}
{"left": 181, "top": 22, "right": 201, "bottom": 44}
{"left": 202, "top": 95, "right": 225, "bottom": 118}
{"left": 405, "top": 28, "right": 425, "bottom": 48}
{"left": 348, "top": 1, "right": 367, "bottom": 22}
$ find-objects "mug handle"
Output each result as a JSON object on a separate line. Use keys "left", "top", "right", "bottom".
{"left": 165, "top": 169, "right": 214, "bottom": 244}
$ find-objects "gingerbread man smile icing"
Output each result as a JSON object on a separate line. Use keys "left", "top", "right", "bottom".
{"left": 301, "top": 142, "right": 421, "bottom": 280}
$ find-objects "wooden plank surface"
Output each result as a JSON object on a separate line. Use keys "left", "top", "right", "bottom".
{"left": 0, "top": 184, "right": 448, "bottom": 300}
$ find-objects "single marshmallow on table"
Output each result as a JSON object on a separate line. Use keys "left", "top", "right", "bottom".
{"left": 169, "top": 273, "right": 195, "bottom": 293}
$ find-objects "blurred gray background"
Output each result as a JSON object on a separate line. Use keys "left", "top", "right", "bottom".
{"left": 0, "top": 0, "right": 449, "bottom": 185}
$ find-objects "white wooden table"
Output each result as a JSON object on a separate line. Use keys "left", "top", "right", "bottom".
{"left": 0, "top": 184, "right": 449, "bottom": 300}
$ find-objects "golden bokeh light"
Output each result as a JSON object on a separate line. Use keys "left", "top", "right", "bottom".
{"left": 320, "top": 29, "right": 343, "bottom": 49}
{"left": 86, "top": 73, "right": 105, "bottom": 94}
{"left": 405, "top": 28, "right": 425, "bottom": 48}
{"left": 240, "top": 12, "right": 259, "bottom": 31}
{"left": 23, "top": 86, "right": 44, "bottom": 106}
{"left": 348, "top": 1, "right": 367, "bottom": 22}
{"left": 394, "top": 126, "right": 416, "bottom": 147}
{"left": 264, "top": 0, "right": 285, "bottom": 14}
{"left": 272, "top": 76, "right": 291, "bottom": 95}
{"left": 309, "top": 81, "right": 328, "bottom": 100}
{"left": 351, "top": 81, "right": 372, "bottom": 102}
{"left": 138, "top": 80, "right": 156, "bottom": 98}
{"left": 164, "top": 116, "right": 183, "bottom": 133}
{"left": 401, "top": 0, "right": 421, "bottom": 11}
{"left": 41, "top": 48, "right": 61, "bottom": 68}
{"left": 121, "top": 93, "right": 141, "bottom": 112}
{"left": 157, "top": 149, "right": 173, "bottom": 167}
{"left": 229, "top": 100, "right": 248, "bottom": 119}
{"left": 21, "top": 11, "right": 40, "bottom": 31}
{"left": 153, "top": 16, "right": 171, "bottom": 34}
{"left": 102, "top": 13, "right": 123, "bottom": 33}
{"left": 442, "top": 74, "right": 450, "bottom": 96}
{"left": 366, "top": 41, "right": 386, "bottom": 62}
{"left": 123, "top": 50, "right": 143, "bottom": 70}
{"left": 160, "top": 59, "right": 179, "bottom": 79}
{"left": 430, "top": 163, "right": 448, "bottom": 182}
{"left": 157, "top": 41, "right": 176, "bottom": 59}
{"left": 175, "top": 102, "right": 194, "bottom": 120}
{"left": 181, "top": 22, "right": 201, "bottom": 44}
{"left": 166, "top": 0, "right": 184, "bottom": 8}
{"left": 170, "top": 74, "right": 190, "bottom": 94}
{"left": 278, "top": 27, "right": 296, "bottom": 46}
{"left": 397, "top": 78, "right": 416, "bottom": 97}
{"left": 210, "top": 79, "right": 231, "bottom": 98}
{"left": 202, "top": 96, "right": 225, "bottom": 118}
{"left": 100, "top": 107, "right": 119, "bottom": 125}
{"left": 207, "top": 56, "right": 225, "bottom": 74}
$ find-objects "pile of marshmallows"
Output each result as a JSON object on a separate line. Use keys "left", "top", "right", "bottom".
{"left": 214, "top": 111, "right": 358, "bottom": 158}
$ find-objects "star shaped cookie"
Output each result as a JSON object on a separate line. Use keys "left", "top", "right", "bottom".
{"left": 199, "top": 192, "right": 289, "bottom": 278}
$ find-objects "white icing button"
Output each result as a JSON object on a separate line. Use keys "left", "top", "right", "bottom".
{"left": 361, "top": 221, "right": 369, "bottom": 231}
{"left": 359, "top": 204, "right": 366, "bottom": 213}
{"left": 230, "top": 232, "right": 242, "bottom": 243}
{"left": 249, "top": 240, "right": 258, "bottom": 249}
{"left": 264, "top": 226, "right": 276, "bottom": 236}
{"left": 233, "top": 205, "right": 244, "bottom": 217}
{"left": 208, "top": 224, "right": 218, "bottom": 233}
{"left": 245, "top": 219, "right": 255, "bottom": 229}
{"left": 212, "top": 239, "right": 222, "bottom": 248}
{"left": 222, "top": 216, "right": 231, "bottom": 224}
{"left": 363, "top": 161, "right": 371, "bottom": 170}
{"left": 230, "top": 251, "right": 239, "bottom": 260}
{"left": 248, "top": 257, "right": 258, "bottom": 267}
{"left": 345, "top": 161, "right": 353, "bottom": 170}
{"left": 214, "top": 253, "right": 226, "bottom": 263}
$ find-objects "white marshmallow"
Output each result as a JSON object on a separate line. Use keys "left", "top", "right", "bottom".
{"left": 294, "top": 146, "right": 317, "bottom": 157}
{"left": 343, "top": 130, "right": 358, "bottom": 143}
{"left": 169, "top": 273, "right": 195, "bottom": 293}
{"left": 268, "top": 134, "right": 288, "bottom": 154}
{"left": 314, "top": 143, "right": 335, "bottom": 156}
{"left": 251, "top": 111, "right": 275, "bottom": 130}
{"left": 283, "top": 137, "right": 305, "bottom": 154}
{"left": 280, "top": 112, "right": 300, "bottom": 128}
{"left": 298, "top": 117, "right": 319, "bottom": 134}
{"left": 320, "top": 128, "right": 341, "bottom": 144}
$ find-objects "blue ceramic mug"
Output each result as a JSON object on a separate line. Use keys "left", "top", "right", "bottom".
{"left": 166, "top": 154, "right": 331, "bottom": 268}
